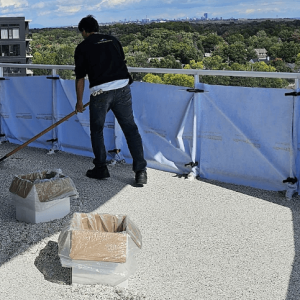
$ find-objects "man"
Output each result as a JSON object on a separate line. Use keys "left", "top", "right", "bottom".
{"left": 74, "top": 15, "right": 147, "bottom": 185}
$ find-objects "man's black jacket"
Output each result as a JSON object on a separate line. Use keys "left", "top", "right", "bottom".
{"left": 74, "top": 33, "right": 130, "bottom": 88}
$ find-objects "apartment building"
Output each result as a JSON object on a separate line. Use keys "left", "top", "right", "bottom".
{"left": 0, "top": 17, "right": 32, "bottom": 76}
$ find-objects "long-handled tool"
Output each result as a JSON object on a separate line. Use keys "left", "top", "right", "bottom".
{"left": 0, "top": 102, "right": 90, "bottom": 163}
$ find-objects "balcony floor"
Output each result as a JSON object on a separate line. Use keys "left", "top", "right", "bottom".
{"left": 0, "top": 142, "right": 300, "bottom": 300}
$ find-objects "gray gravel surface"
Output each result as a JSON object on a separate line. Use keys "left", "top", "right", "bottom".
{"left": 1, "top": 142, "right": 300, "bottom": 300}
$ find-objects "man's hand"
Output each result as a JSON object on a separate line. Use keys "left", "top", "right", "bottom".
{"left": 75, "top": 102, "right": 85, "bottom": 114}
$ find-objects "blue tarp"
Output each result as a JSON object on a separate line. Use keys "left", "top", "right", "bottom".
{"left": 195, "top": 83, "right": 295, "bottom": 191}
{"left": 0, "top": 76, "right": 299, "bottom": 192}
{"left": 118, "top": 82, "right": 195, "bottom": 174}
{"left": 0, "top": 76, "right": 53, "bottom": 148}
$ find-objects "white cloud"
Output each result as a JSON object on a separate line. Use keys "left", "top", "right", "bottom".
{"left": 99, "top": 0, "right": 141, "bottom": 8}
{"left": 245, "top": 7, "right": 280, "bottom": 14}
{"left": 37, "top": 10, "right": 52, "bottom": 16}
{"left": 56, "top": 5, "right": 82, "bottom": 15}
{"left": 88, "top": 0, "right": 142, "bottom": 12}
{"left": 32, "top": 2, "right": 46, "bottom": 9}
{"left": 56, "top": 0, "right": 85, "bottom": 5}
{"left": 0, "top": 0, "right": 28, "bottom": 8}
{"left": 260, "top": 1, "right": 285, "bottom": 5}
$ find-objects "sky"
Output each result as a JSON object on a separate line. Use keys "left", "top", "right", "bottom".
{"left": 0, "top": 0, "right": 299, "bottom": 28}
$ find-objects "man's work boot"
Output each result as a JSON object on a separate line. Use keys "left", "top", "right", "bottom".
{"left": 86, "top": 166, "right": 110, "bottom": 180}
{"left": 135, "top": 170, "right": 147, "bottom": 185}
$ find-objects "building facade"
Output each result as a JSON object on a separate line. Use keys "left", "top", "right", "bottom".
{"left": 0, "top": 17, "right": 32, "bottom": 76}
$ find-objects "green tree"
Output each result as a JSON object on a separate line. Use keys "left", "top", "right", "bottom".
{"left": 278, "top": 29, "right": 292, "bottom": 42}
{"left": 203, "top": 55, "right": 227, "bottom": 70}
{"left": 125, "top": 51, "right": 148, "bottom": 67}
{"left": 226, "top": 33, "right": 244, "bottom": 45}
{"left": 250, "top": 62, "right": 288, "bottom": 88}
{"left": 246, "top": 46, "right": 258, "bottom": 61}
{"left": 143, "top": 73, "right": 164, "bottom": 84}
{"left": 295, "top": 53, "right": 300, "bottom": 70}
{"left": 55, "top": 44, "right": 76, "bottom": 79}
{"left": 227, "top": 42, "right": 248, "bottom": 64}
{"left": 201, "top": 33, "right": 224, "bottom": 52}
{"left": 247, "top": 35, "right": 259, "bottom": 48}
{"left": 142, "top": 73, "right": 194, "bottom": 87}
{"left": 149, "top": 55, "right": 182, "bottom": 69}
{"left": 268, "top": 43, "right": 282, "bottom": 58}
{"left": 125, "top": 51, "right": 149, "bottom": 81}
{"left": 32, "top": 51, "right": 57, "bottom": 76}
{"left": 228, "top": 62, "right": 252, "bottom": 87}
{"left": 291, "top": 30, "right": 300, "bottom": 43}
{"left": 31, "top": 29, "right": 81, "bottom": 78}
{"left": 201, "top": 55, "right": 230, "bottom": 86}
{"left": 184, "top": 60, "right": 204, "bottom": 69}
{"left": 256, "top": 30, "right": 268, "bottom": 39}
{"left": 278, "top": 41, "right": 300, "bottom": 62}
{"left": 270, "top": 58, "right": 293, "bottom": 72}
{"left": 30, "top": 20, "right": 300, "bottom": 87}
{"left": 162, "top": 74, "right": 194, "bottom": 87}
{"left": 212, "top": 43, "right": 228, "bottom": 61}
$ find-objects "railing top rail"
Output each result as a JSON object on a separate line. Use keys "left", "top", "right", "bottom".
{"left": 128, "top": 67, "right": 300, "bottom": 79}
{"left": 0, "top": 63, "right": 75, "bottom": 70}
{"left": 0, "top": 63, "right": 299, "bottom": 79}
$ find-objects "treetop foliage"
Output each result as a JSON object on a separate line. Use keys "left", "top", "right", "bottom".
{"left": 30, "top": 20, "right": 300, "bottom": 87}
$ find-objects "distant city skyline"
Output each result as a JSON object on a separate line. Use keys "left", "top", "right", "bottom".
{"left": 0, "top": 0, "right": 299, "bottom": 28}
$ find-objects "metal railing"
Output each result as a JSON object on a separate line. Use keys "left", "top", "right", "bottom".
{"left": 0, "top": 63, "right": 299, "bottom": 89}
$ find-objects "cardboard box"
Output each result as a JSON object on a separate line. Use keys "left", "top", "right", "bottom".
{"left": 9, "top": 169, "right": 78, "bottom": 223}
{"left": 13, "top": 195, "right": 70, "bottom": 223}
{"left": 58, "top": 213, "right": 142, "bottom": 287}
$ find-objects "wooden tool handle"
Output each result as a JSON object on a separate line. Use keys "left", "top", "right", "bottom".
{"left": 0, "top": 102, "right": 90, "bottom": 162}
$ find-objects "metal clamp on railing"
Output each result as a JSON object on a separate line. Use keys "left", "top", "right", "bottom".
{"left": 283, "top": 177, "right": 298, "bottom": 184}
{"left": 186, "top": 89, "right": 205, "bottom": 93}
{"left": 285, "top": 91, "right": 300, "bottom": 96}
{"left": 46, "top": 76, "right": 60, "bottom": 80}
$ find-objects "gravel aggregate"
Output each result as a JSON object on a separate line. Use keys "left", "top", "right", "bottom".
{"left": 1, "top": 142, "right": 300, "bottom": 299}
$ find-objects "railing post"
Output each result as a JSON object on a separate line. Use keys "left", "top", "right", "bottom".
{"left": 191, "top": 73, "right": 200, "bottom": 178}
{"left": 296, "top": 78, "right": 300, "bottom": 90}
{"left": 51, "top": 68, "right": 59, "bottom": 151}
{"left": 194, "top": 74, "right": 199, "bottom": 88}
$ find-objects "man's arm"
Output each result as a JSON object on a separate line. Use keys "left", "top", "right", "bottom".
{"left": 75, "top": 78, "right": 85, "bottom": 113}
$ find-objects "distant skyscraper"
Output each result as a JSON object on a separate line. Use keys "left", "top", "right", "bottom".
{"left": 204, "top": 13, "right": 208, "bottom": 19}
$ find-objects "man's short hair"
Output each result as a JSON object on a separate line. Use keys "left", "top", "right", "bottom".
{"left": 78, "top": 15, "right": 99, "bottom": 33}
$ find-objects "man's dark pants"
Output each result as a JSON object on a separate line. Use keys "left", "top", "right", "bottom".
{"left": 89, "top": 84, "right": 147, "bottom": 172}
